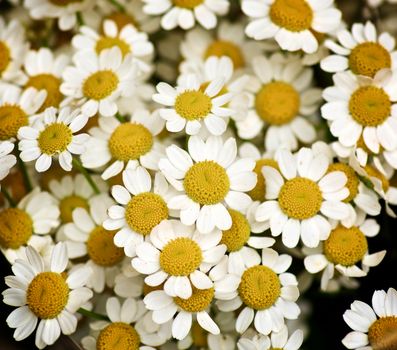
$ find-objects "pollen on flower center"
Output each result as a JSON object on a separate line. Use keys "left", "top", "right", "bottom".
{"left": 125, "top": 192, "right": 168, "bottom": 235}
{"left": 278, "top": 177, "right": 322, "bottom": 220}
{"left": 38, "top": 123, "right": 73, "bottom": 155}
{"left": 174, "top": 287, "right": 214, "bottom": 312}
{"left": 0, "top": 208, "right": 33, "bottom": 249}
{"left": 269, "top": 0, "right": 313, "bottom": 32}
{"left": 59, "top": 195, "right": 89, "bottom": 223}
{"left": 49, "top": 0, "right": 83, "bottom": 6}
{"left": 184, "top": 161, "right": 230, "bottom": 205}
{"left": 159, "top": 237, "right": 202, "bottom": 276}
{"left": 0, "top": 41, "right": 10, "bottom": 74}
{"left": 248, "top": 159, "right": 279, "bottom": 201}
{"left": 104, "top": 12, "right": 138, "bottom": 31}
{"left": 323, "top": 225, "right": 368, "bottom": 267}
{"left": 25, "top": 74, "right": 62, "bottom": 110}
{"left": 96, "top": 37, "right": 130, "bottom": 57}
{"left": 368, "top": 316, "right": 397, "bottom": 350}
{"left": 204, "top": 40, "right": 245, "bottom": 69}
{"left": 349, "top": 86, "right": 391, "bottom": 127}
{"left": 0, "top": 105, "right": 28, "bottom": 141}
{"left": 108, "top": 123, "right": 153, "bottom": 162}
{"left": 97, "top": 322, "right": 141, "bottom": 350}
{"left": 255, "top": 81, "right": 300, "bottom": 125}
{"left": 83, "top": 70, "right": 119, "bottom": 101}
{"left": 27, "top": 272, "right": 69, "bottom": 319}
{"left": 175, "top": 90, "right": 212, "bottom": 121}
{"left": 328, "top": 163, "right": 359, "bottom": 202}
{"left": 349, "top": 42, "right": 391, "bottom": 78}
{"left": 238, "top": 265, "right": 281, "bottom": 310}
{"left": 87, "top": 226, "right": 124, "bottom": 266}
{"left": 172, "top": 0, "right": 204, "bottom": 9}
{"left": 221, "top": 209, "right": 250, "bottom": 252}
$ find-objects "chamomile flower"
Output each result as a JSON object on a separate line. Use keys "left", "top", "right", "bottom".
{"left": 215, "top": 248, "right": 300, "bottom": 335}
{"left": 132, "top": 219, "right": 226, "bottom": 299}
{"left": 321, "top": 22, "right": 397, "bottom": 77}
{"left": 255, "top": 148, "right": 351, "bottom": 248}
{"left": 241, "top": 0, "right": 341, "bottom": 53}
{"left": 153, "top": 74, "right": 234, "bottom": 136}
{"left": 0, "top": 141, "right": 16, "bottom": 182}
{"left": 142, "top": 0, "right": 229, "bottom": 30}
{"left": 159, "top": 136, "right": 256, "bottom": 234}
{"left": 61, "top": 47, "right": 137, "bottom": 117}
{"left": 342, "top": 288, "right": 397, "bottom": 350}
{"left": 2, "top": 243, "right": 93, "bottom": 349}
{"left": 81, "top": 109, "right": 165, "bottom": 180}
{"left": 236, "top": 54, "right": 322, "bottom": 151}
{"left": 18, "top": 106, "right": 89, "bottom": 172}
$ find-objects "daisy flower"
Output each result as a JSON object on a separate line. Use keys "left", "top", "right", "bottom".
{"left": 132, "top": 219, "right": 226, "bottom": 299}
{"left": 81, "top": 109, "right": 165, "bottom": 180}
{"left": 2, "top": 243, "right": 93, "bottom": 349}
{"left": 61, "top": 47, "right": 137, "bottom": 117}
{"left": 255, "top": 147, "right": 351, "bottom": 248}
{"left": 159, "top": 135, "right": 256, "bottom": 234}
{"left": 153, "top": 74, "right": 234, "bottom": 136}
{"left": 236, "top": 53, "right": 322, "bottom": 151}
{"left": 0, "top": 141, "right": 16, "bottom": 182}
{"left": 142, "top": 0, "right": 229, "bottom": 30}
{"left": 342, "top": 287, "right": 397, "bottom": 349}
{"left": 18, "top": 106, "right": 89, "bottom": 172}
{"left": 104, "top": 166, "right": 175, "bottom": 257}
{"left": 321, "top": 22, "right": 397, "bottom": 77}
{"left": 215, "top": 248, "right": 300, "bottom": 335}
{"left": 241, "top": 0, "right": 341, "bottom": 53}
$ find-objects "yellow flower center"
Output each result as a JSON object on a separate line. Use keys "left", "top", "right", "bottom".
{"left": 108, "top": 123, "right": 153, "bottom": 162}
{"left": 87, "top": 226, "right": 124, "bottom": 267}
{"left": 174, "top": 287, "right": 214, "bottom": 312}
{"left": 278, "top": 177, "right": 322, "bottom": 220}
{"left": 248, "top": 159, "right": 279, "bottom": 201}
{"left": 269, "top": 0, "right": 313, "bottom": 32}
{"left": 97, "top": 322, "right": 141, "bottom": 350}
{"left": 255, "top": 82, "right": 300, "bottom": 125}
{"left": 204, "top": 40, "right": 245, "bottom": 69}
{"left": 96, "top": 37, "right": 130, "bottom": 57}
{"left": 104, "top": 12, "right": 138, "bottom": 31}
{"left": 175, "top": 90, "right": 212, "bottom": 121}
{"left": 221, "top": 209, "right": 250, "bottom": 252}
{"left": 172, "top": 0, "right": 204, "bottom": 9}
{"left": 38, "top": 123, "right": 73, "bottom": 155}
{"left": 191, "top": 321, "right": 208, "bottom": 347}
{"left": 25, "top": 74, "right": 62, "bottom": 111}
{"left": 368, "top": 317, "right": 397, "bottom": 350}
{"left": 328, "top": 163, "right": 359, "bottom": 202}
{"left": 27, "top": 272, "right": 69, "bottom": 319}
{"left": 159, "top": 237, "right": 202, "bottom": 276}
{"left": 364, "top": 165, "right": 390, "bottom": 192}
{"left": 323, "top": 225, "right": 368, "bottom": 267}
{"left": 349, "top": 42, "right": 391, "bottom": 78}
{"left": 49, "top": 0, "right": 83, "bottom": 6}
{"left": 0, "top": 105, "right": 28, "bottom": 141}
{"left": 184, "top": 161, "right": 230, "bottom": 205}
{"left": 125, "top": 193, "right": 168, "bottom": 235}
{"left": 83, "top": 70, "right": 119, "bottom": 101}
{"left": 59, "top": 195, "right": 89, "bottom": 223}
{"left": 0, "top": 208, "right": 33, "bottom": 249}
{"left": 349, "top": 86, "right": 391, "bottom": 127}
{"left": 0, "top": 41, "right": 10, "bottom": 75}
{"left": 238, "top": 265, "right": 281, "bottom": 310}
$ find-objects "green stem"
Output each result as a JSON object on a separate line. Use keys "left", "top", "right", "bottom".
{"left": 72, "top": 158, "right": 100, "bottom": 195}
{"left": 76, "top": 12, "right": 85, "bottom": 26}
{"left": 108, "top": 0, "right": 125, "bottom": 12}
{"left": 115, "top": 112, "right": 126, "bottom": 123}
{"left": 1, "top": 187, "right": 16, "bottom": 207}
{"left": 17, "top": 157, "right": 32, "bottom": 192}
{"left": 78, "top": 308, "right": 109, "bottom": 321}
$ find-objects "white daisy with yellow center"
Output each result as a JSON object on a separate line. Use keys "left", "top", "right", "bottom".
{"left": 255, "top": 147, "right": 351, "bottom": 248}
{"left": 321, "top": 21, "right": 397, "bottom": 77}
{"left": 159, "top": 136, "right": 256, "bottom": 234}
{"left": 104, "top": 166, "right": 175, "bottom": 257}
{"left": 0, "top": 141, "right": 16, "bottom": 182}
{"left": 237, "top": 54, "right": 322, "bottom": 151}
{"left": 342, "top": 288, "right": 397, "bottom": 350}
{"left": 142, "top": 0, "right": 229, "bottom": 30}
{"left": 61, "top": 47, "right": 137, "bottom": 117}
{"left": 18, "top": 106, "right": 89, "bottom": 172}
{"left": 215, "top": 248, "right": 300, "bottom": 335}
{"left": 2, "top": 243, "right": 93, "bottom": 349}
{"left": 153, "top": 74, "right": 234, "bottom": 136}
{"left": 81, "top": 109, "right": 165, "bottom": 180}
{"left": 132, "top": 219, "right": 226, "bottom": 299}
{"left": 242, "top": 0, "right": 341, "bottom": 53}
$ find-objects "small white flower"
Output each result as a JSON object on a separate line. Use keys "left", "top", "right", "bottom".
{"left": 0, "top": 141, "right": 16, "bottom": 182}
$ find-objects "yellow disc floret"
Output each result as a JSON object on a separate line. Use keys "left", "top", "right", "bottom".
{"left": 96, "top": 37, "right": 130, "bottom": 57}
{"left": 0, "top": 105, "right": 28, "bottom": 141}
{"left": 368, "top": 316, "right": 397, "bottom": 350}
{"left": 83, "top": 70, "right": 119, "bottom": 101}
{"left": 238, "top": 265, "right": 281, "bottom": 310}
{"left": 0, "top": 41, "right": 10, "bottom": 75}
{"left": 173, "top": 0, "right": 204, "bottom": 9}
{"left": 269, "top": 0, "right": 313, "bottom": 32}
{"left": 160, "top": 237, "right": 202, "bottom": 276}
{"left": 59, "top": 195, "right": 89, "bottom": 223}
{"left": 328, "top": 163, "right": 359, "bottom": 202}
{"left": 323, "top": 225, "right": 368, "bottom": 267}
{"left": 205, "top": 40, "right": 245, "bottom": 69}
{"left": 248, "top": 159, "right": 279, "bottom": 201}
{"left": 184, "top": 161, "right": 230, "bottom": 205}
{"left": 97, "top": 322, "right": 141, "bottom": 350}
{"left": 25, "top": 74, "right": 62, "bottom": 110}
{"left": 255, "top": 82, "right": 300, "bottom": 125}
{"left": 27, "top": 272, "right": 69, "bottom": 319}
{"left": 175, "top": 91, "right": 212, "bottom": 121}
{"left": 221, "top": 209, "right": 250, "bottom": 252}
{"left": 278, "top": 177, "right": 322, "bottom": 220}
{"left": 38, "top": 123, "right": 72, "bottom": 155}
{"left": 365, "top": 165, "right": 390, "bottom": 192}
{"left": 125, "top": 193, "right": 168, "bottom": 235}
{"left": 174, "top": 287, "right": 214, "bottom": 312}
{"left": 0, "top": 208, "right": 33, "bottom": 249}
